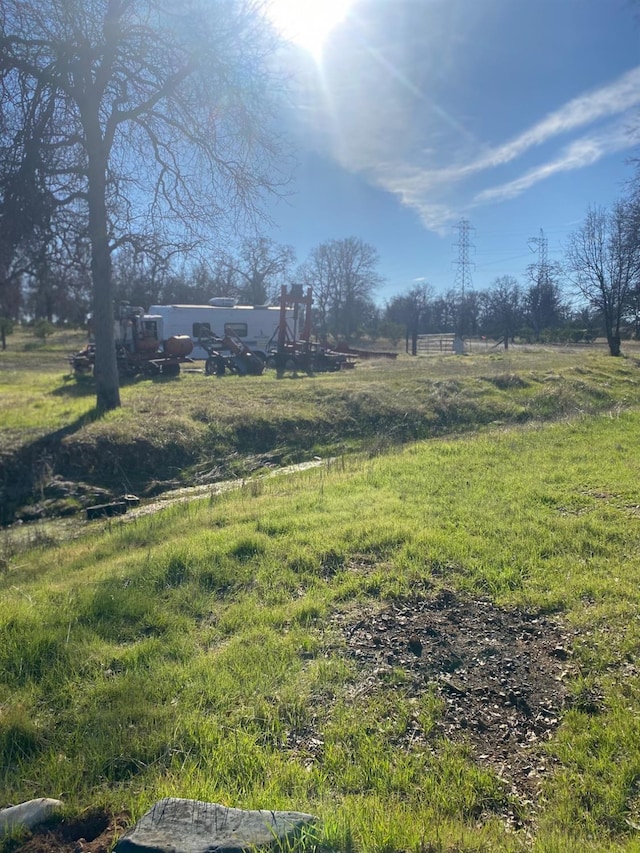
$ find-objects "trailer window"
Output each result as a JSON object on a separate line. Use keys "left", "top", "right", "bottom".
{"left": 193, "top": 322, "right": 211, "bottom": 339}
{"left": 224, "top": 323, "right": 248, "bottom": 337}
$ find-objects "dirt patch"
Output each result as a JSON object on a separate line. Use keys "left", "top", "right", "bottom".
{"left": 4, "top": 811, "right": 130, "bottom": 853}
{"left": 7, "top": 592, "right": 575, "bottom": 848}
{"left": 340, "top": 589, "right": 575, "bottom": 815}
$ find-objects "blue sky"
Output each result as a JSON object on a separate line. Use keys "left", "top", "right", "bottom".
{"left": 264, "top": 0, "right": 640, "bottom": 304}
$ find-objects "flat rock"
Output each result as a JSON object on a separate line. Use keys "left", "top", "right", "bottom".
{"left": 0, "top": 798, "right": 63, "bottom": 837}
{"left": 114, "top": 798, "right": 317, "bottom": 853}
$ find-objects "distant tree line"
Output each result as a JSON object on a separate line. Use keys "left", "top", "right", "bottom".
{"left": 383, "top": 274, "right": 572, "bottom": 352}
{"left": 387, "top": 190, "right": 640, "bottom": 355}
{"left": 382, "top": 187, "right": 640, "bottom": 357}
{"left": 4, "top": 200, "right": 640, "bottom": 358}
{"left": 0, "top": 229, "right": 383, "bottom": 345}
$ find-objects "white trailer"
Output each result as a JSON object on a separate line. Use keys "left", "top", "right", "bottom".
{"left": 148, "top": 303, "right": 292, "bottom": 360}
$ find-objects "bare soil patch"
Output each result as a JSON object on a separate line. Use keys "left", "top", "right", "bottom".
{"left": 340, "top": 588, "right": 576, "bottom": 816}
{"left": 4, "top": 811, "right": 130, "bottom": 853}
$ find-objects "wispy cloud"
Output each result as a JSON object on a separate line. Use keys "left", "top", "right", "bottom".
{"left": 473, "top": 122, "right": 638, "bottom": 205}
{"left": 361, "top": 65, "right": 640, "bottom": 231}
{"left": 440, "top": 65, "right": 640, "bottom": 184}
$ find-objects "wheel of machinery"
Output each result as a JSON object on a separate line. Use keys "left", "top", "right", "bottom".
{"left": 162, "top": 362, "right": 180, "bottom": 377}
{"left": 205, "top": 355, "right": 225, "bottom": 377}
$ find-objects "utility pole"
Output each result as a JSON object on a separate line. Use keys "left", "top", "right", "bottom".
{"left": 452, "top": 218, "right": 475, "bottom": 337}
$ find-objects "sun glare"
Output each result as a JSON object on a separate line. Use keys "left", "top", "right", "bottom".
{"left": 267, "top": 0, "right": 351, "bottom": 59}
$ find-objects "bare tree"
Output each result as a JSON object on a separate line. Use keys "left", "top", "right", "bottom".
{"left": 1, "top": 0, "right": 287, "bottom": 410}
{"left": 566, "top": 202, "right": 640, "bottom": 356}
{"left": 300, "top": 237, "right": 382, "bottom": 341}
{"left": 459, "top": 289, "right": 482, "bottom": 338}
{"left": 112, "top": 241, "right": 186, "bottom": 308}
{"left": 385, "top": 284, "right": 433, "bottom": 329}
{"left": 0, "top": 84, "right": 58, "bottom": 321}
{"left": 298, "top": 244, "right": 336, "bottom": 341}
{"left": 209, "top": 257, "right": 241, "bottom": 300}
{"left": 183, "top": 259, "right": 228, "bottom": 305}
{"left": 430, "top": 289, "right": 459, "bottom": 334}
{"left": 222, "top": 237, "right": 296, "bottom": 305}
{"left": 0, "top": 316, "right": 14, "bottom": 350}
{"left": 524, "top": 272, "right": 566, "bottom": 341}
{"left": 481, "top": 275, "right": 523, "bottom": 349}
{"left": 384, "top": 283, "right": 433, "bottom": 353}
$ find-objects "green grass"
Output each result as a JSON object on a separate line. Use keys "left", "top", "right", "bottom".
{"left": 0, "top": 329, "right": 92, "bottom": 436}
{"left": 3, "top": 400, "right": 640, "bottom": 850}
{"left": 3, "top": 329, "right": 640, "bottom": 516}
{"left": 3, "top": 333, "right": 640, "bottom": 849}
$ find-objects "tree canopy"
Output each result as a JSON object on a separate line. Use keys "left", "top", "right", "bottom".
{"left": 0, "top": 0, "right": 288, "bottom": 409}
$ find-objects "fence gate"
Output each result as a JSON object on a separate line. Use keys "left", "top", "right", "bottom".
{"left": 414, "top": 334, "right": 466, "bottom": 355}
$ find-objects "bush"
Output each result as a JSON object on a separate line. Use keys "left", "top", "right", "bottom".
{"left": 33, "top": 319, "right": 56, "bottom": 341}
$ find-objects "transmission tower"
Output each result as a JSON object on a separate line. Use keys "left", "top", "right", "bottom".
{"left": 452, "top": 218, "right": 475, "bottom": 336}
{"left": 453, "top": 218, "right": 476, "bottom": 297}
{"left": 528, "top": 228, "right": 549, "bottom": 285}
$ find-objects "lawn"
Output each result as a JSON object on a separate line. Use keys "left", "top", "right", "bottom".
{"left": 2, "top": 335, "right": 640, "bottom": 851}
{"left": 0, "top": 332, "right": 640, "bottom": 853}
{"left": 2, "top": 327, "right": 640, "bottom": 525}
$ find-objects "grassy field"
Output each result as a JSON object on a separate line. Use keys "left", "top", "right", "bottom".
{"left": 2, "top": 331, "right": 640, "bottom": 851}
{"left": 2, "top": 327, "right": 640, "bottom": 522}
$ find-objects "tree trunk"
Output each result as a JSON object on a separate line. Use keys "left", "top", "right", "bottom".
{"left": 604, "top": 308, "right": 621, "bottom": 355}
{"left": 607, "top": 334, "right": 621, "bottom": 356}
{"left": 86, "top": 144, "right": 120, "bottom": 412}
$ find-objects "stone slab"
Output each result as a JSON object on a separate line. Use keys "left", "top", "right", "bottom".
{"left": 0, "top": 798, "right": 63, "bottom": 838}
{"left": 114, "top": 798, "right": 317, "bottom": 853}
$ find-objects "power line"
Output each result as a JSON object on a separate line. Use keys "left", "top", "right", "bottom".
{"left": 475, "top": 253, "right": 533, "bottom": 268}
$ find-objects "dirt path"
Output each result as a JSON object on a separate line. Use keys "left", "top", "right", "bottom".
{"left": 1, "top": 459, "right": 327, "bottom": 556}
{"left": 124, "top": 458, "right": 326, "bottom": 520}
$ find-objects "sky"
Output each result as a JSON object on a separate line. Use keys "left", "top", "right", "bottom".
{"left": 263, "top": 0, "right": 640, "bottom": 304}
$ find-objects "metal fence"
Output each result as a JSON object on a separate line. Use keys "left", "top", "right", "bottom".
{"left": 415, "top": 334, "right": 466, "bottom": 355}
